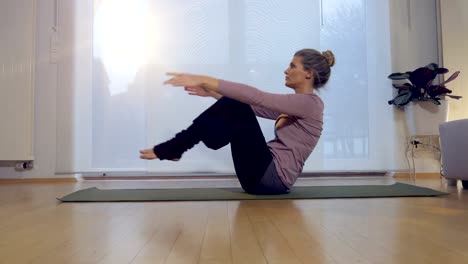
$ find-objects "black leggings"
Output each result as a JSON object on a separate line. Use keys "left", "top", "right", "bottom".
{"left": 153, "top": 97, "right": 273, "bottom": 193}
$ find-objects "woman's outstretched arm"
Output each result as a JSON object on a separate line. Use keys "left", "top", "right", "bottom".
{"left": 164, "top": 73, "right": 321, "bottom": 118}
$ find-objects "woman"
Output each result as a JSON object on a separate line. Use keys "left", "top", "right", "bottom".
{"left": 140, "top": 49, "right": 335, "bottom": 195}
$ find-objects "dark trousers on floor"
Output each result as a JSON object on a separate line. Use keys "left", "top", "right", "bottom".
{"left": 153, "top": 97, "right": 273, "bottom": 194}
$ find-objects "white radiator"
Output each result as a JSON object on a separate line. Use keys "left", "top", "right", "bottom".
{"left": 0, "top": 0, "right": 35, "bottom": 161}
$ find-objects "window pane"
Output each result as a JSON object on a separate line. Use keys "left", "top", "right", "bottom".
{"left": 320, "top": 0, "right": 369, "bottom": 159}
{"left": 90, "top": 0, "right": 391, "bottom": 172}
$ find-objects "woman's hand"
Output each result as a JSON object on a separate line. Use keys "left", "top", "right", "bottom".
{"left": 184, "top": 86, "right": 212, "bottom": 97}
{"left": 164, "top": 72, "right": 219, "bottom": 92}
{"left": 164, "top": 72, "right": 204, "bottom": 87}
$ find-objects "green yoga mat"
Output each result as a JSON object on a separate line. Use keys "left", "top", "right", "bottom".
{"left": 58, "top": 183, "right": 447, "bottom": 202}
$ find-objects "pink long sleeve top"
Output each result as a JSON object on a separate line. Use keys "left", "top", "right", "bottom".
{"left": 217, "top": 80, "right": 324, "bottom": 188}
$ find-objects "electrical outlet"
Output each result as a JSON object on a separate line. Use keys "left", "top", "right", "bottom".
{"left": 415, "top": 143, "right": 430, "bottom": 151}
{"left": 412, "top": 143, "right": 440, "bottom": 160}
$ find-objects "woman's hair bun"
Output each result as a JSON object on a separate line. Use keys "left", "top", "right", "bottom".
{"left": 322, "top": 50, "right": 335, "bottom": 67}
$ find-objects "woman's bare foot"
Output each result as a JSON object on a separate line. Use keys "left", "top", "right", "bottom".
{"left": 139, "top": 149, "right": 158, "bottom": 160}
{"left": 139, "top": 148, "right": 180, "bottom": 161}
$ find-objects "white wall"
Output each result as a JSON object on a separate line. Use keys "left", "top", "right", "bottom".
{"left": 440, "top": 0, "right": 468, "bottom": 121}
{"left": 390, "top": 0, "right": 441, "bottom": 173}
{"left": 0, "top": 0, "right": 443, "bottom": 178}
{"left": 55, "top": 0, "right": 93, "bottom": 175}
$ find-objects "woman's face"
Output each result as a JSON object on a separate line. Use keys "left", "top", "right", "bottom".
{"left": 284, "top": 56, "right": 311, "bottom": 89}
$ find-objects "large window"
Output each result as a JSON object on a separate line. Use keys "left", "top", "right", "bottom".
{"left": 90, "top": 0, "right": 393, "bottom": 173}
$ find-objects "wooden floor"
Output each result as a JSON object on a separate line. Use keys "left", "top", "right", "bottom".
{"left": 1, "top": 177, "right": 468, "bottom": 264}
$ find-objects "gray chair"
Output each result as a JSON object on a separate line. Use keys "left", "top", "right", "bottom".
{"left": 439, "top": 119, "right": 468, "bottom": 188}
